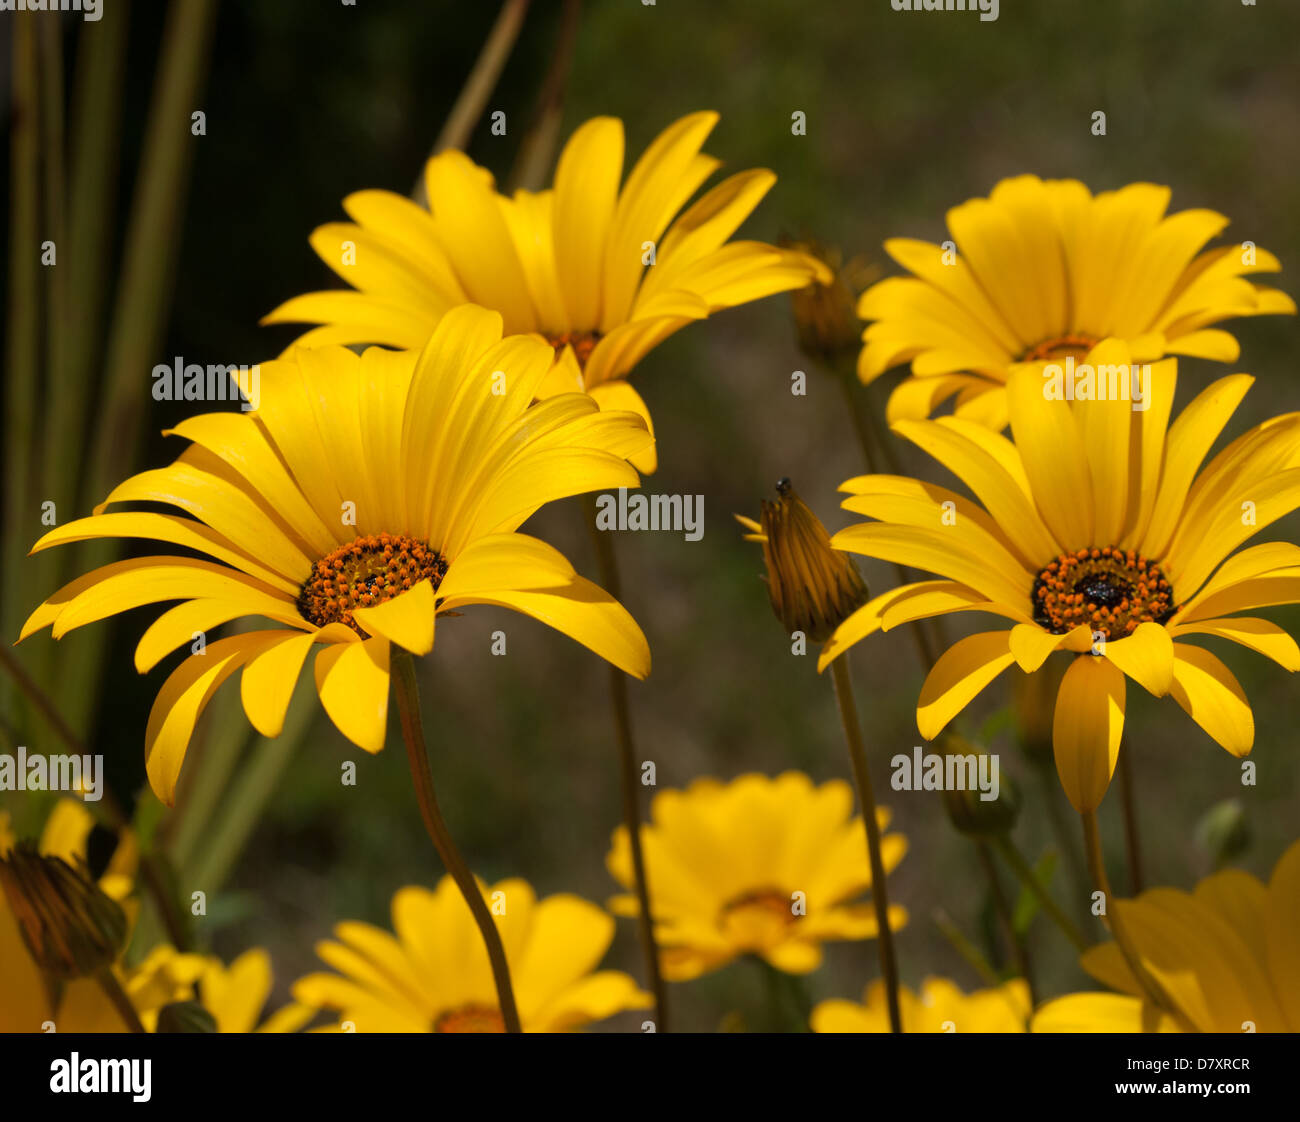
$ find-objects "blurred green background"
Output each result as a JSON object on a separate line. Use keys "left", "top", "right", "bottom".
{"left": 3, "top": 0, "right": 1298, "bottom": 1030}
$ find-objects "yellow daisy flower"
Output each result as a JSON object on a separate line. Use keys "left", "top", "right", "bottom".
{"left": 21, "top": 305, "right": 652, "bottom": 805}
{"left": 291, "top": 876, "right": 650, "bottom": 1032}
{"left": 822, "top": 344, "right": 1300, "bottom": 812}
{"left": 0, "top": 802, "right": 196, "bottom": 1033}
{"left": 606, "top": 772, "right": 907, "bottom": 981}
{"left": 263, "top": 111, "right": 829, "bottom": 471}
{"left": 1033, "top": 839, "right": 1300, "bottom": 1033}
{"left": 813, "top": 976, "right": 1030, "bottom": 1033}
{"left": 196, "top": 948, "right": 314, "bottom": 1033}
{"left": 858, "top": 175, "right": 1294, "bottom": 430}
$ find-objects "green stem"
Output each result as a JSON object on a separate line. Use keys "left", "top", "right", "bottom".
{"left": 1034, "top": 761, "right": 1093, "bottom": 923}
{"left": 55, "top": 0, "right": 129, "bottom": 533}
{"left": 976, "top": 840, "right": 1035, "bottom": 1003}
{"left": 3, "top": 17, "right": 41, "bottom": 732}
{"left": 991, "top": 832, "right": 1088, "bottom": 953}
{"left": 182, "top": 684, "right": 312, "bottom": 896}
{"left": 508, "top": 0, "right": 581, "bottom": 192}
{"left": 1117, "top": 738, "right": 1144, "bottom": 894}
{"left": 67, "top": 0, "right": 219, "bottom": 739}
{"left": 412, "top": 0, "right": 532, "bottom": 201}
{"left": 582, "top": 496, "right": 670, "bottom": 1031}
{"left": 167, "top": 692, "right": 257, "bottom": 870}
{"left": 829, "top": 655, "right": 902, "bottom": 1033}
{"left": 96, "top": 967, "right": 146, "bottom": 1034}
{"left": 391, "top": 651, "right": 522, "bottom": 1034}
{"left": 1080, "top": 811, "right": 1195, "bottom": 1032}
{"left": 932, "top": 908, "right": 1000, "bottom": 986}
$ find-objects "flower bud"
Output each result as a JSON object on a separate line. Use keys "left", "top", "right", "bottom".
{"left": 156, "top": 1001, "right": 218, "bottom": 1033}
{"left": 937, "top": 734, "right": 1020, "bottom": 837}
{"left": 780, "top": 237, "right": 879, "bottom": 367}
{"left": 737, "top": 478, "right": 869, "bottom": 643}
{"left": 1195, "top": 799, "right": 1250, "bottom": 869}
{"left": 0, "top": 843, "right": 127, "bottom": 978}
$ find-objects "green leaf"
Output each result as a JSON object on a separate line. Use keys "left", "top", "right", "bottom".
{"left": 1012, "top": 850, "right": 1058, "bottom": 936}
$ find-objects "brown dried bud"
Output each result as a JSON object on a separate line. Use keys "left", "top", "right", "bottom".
{"left": 738, "top": 479, "right": 869, "bottom": 643}
{"left": 0, "top": 843, "right": 127, "bottom": 979}
{"left": 780, "top": 237, "right": 879, "bottom": 367}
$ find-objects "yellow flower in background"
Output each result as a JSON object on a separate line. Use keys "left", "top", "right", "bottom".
{"left": 858, "top": 175, "right": 1294, "bottom": 430}
{"left": 606, "top": 772, "right": 907, "bottom": 981}
{"left": 823, "top": 347, "right": 1300, "bottom": 812}
{"left": 263, "top": 111, "right": 829, "bottom": 471}
{"left": 292, "top": 876, "right": 650, "bottom": 1032}
{"left": 735, "top": 478, "right": 869, "bottom": 643}
{"left": 0, "top": 802, "right": 197, "bottom": 1033}
{"left": 197, "top": 948, "right": 314, "bottom": 1033}
{"left": 22, "top": 305, "right": 652, "bottom": 805}
{"left": 1033, "top": 839, "right": 1300, "bottom": 1033}
{"left": 813, "top": 976, "right": 1030, "bottom": 1033}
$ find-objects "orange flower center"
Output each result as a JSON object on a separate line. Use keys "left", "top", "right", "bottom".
{"left": 1021, "top": 332, "right": 1099, "bottom": 363}
{"left": 434, "top": 1004, "right": 505, "bottom": 1033}
{"left": 297, "top": 532, "right": 447, "bottom": 634}
{"left": 548, "top": 331, "right": 601, "bottom": 368}
{"left": 1033, "top": 546, "right": 1175, "bottom": 639}
{"left": 720, "top": 888, "right": 799, "bottom": 945}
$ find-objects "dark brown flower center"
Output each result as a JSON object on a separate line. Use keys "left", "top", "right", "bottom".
{"left": 548, "top": 331, "right": 601, "bottom": 367}
{"left": 1021, "top": 332, "right": 1099, "bottom": 363}
{"left": 1032, "top": 546, "right": 1175, "bottom": 639}
{"left": 434, "top": 1004, "right": 505, "bottom": 1033}
{"left": 297, "top": 533, "right": 447, "bottom": 634}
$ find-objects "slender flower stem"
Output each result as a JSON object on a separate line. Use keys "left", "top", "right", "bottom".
{"left": 582, "top": 496, "right": 670, "bottom": 1031}
{"left": 991, "top": 833, "right": 1089, "bottom": 953}
{"left": 1080, "top": 811, "right": 1195, "bottom": 1032}
{"left": 1033, "top": 761, "right": 1093, "bottom": 924}
{"left": 0, "top": 643, "right": 85, "bottom": 759}
{"left": 976, "top": 841, "right": 1036, "bottom": 1005}
{"left": 1117, "top": 738, "right": 1144, "bottom": 893}
{"left": 96, "top": 967, "right": 146, "bottom": 1034}
{"left": 932, "top": 908, "right": 1000, "bottom": 986}
{"left": 391, "top": 651, "right": 521, "bottom": 1033}
{"left": 829, "top": 655, "right": 902, "bottom": 1033}
{"left": 3, "top": 17, "right": 41, "bottom": 732}
{"left": 508, "top": 0, "right": 581, "bottom": 193}
{"left": 412, "top": 0, "right": 531, "bottom": 203}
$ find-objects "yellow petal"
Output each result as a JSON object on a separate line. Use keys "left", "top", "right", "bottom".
{"left": 453, "top": 578, "right": 650, "bottom": 680}
{"left": 1102, "top": 621, "right": 1174, "bottom": 696}
{"left": 313, "top": 636, "right": 391, "bottom": 753}
{"left": 146, "top": 633, "right": 283, "bottom": 805}
{"left": 240, "top": 632, "right": 318, "bottom": 738}
{"left": 916, "top": 630, "right": 1016, "bottom": 740}
{"left": 1006, "top": 366, "right": 1094, "bottom": 548}
{"left": 1052, "top": 654, "right": 1125, "bottom": 813}
{"left": 1169, "top": 642, "right": 1253, "bottom": 756}
{"left": 351, "top": 580, "right": 436, "bottom": 656}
